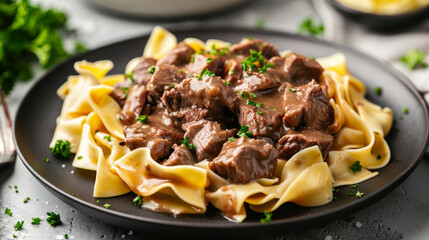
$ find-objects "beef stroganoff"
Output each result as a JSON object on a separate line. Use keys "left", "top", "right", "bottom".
{"left": 50, "top": 26, "right": 393, "bottom": 222}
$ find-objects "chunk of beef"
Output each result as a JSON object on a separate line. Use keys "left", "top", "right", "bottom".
{"left": 284, "top": 52, "right": 324, "bottom": 85}
{"left": 132, "top": 57, "right": 157, "bottom": 85}
{"left": 223, "top": 59, "right": 242, "bottom": 87}
{"left": 162, "top": 144, "right": 195, "bottom": 166}
{"left": 276, "top": 129, "right": 333, "bottom": 160}
{"left": 210, "top": 137, "right": 278, "bottom": 184}
{"left": 238, "top": 104, "right": 283, "bottom": 141}
{"left": 157, "top": 42, "right": 194, "bottom": 66}
{"left": 110, "top": 78, "right": 131, "bottom": 107}
{"left": 234, "top": 70, "right": 283, "bottom": 92}
{"left": 148, "top": 105, "right": 182, "bottom": 131}
{"left": 230, "top": 38, "right": 279, "bottom": 59}
{"left": 118, "top": 85, "right": 147, "bottom": 125}
{"left": 161, "top": 76, "right": 239, "bottom": 121}
{"left": 283, "top": 80, "right": 332, "bottom": 130}
{"left": 183, "top": 120, "right": 236, "bottom": 161}
{"left": 123, "top": 123, "right": 183, "bottom": 160}
{"left": 187, "top": 54, "right": 224, "bottom": 76}
{"left": 147, "top": 64, "right": 187, "bottom": 99}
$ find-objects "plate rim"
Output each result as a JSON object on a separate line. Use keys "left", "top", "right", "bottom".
{"left": 13, "top": 26, "right": 429, "bottom": 230}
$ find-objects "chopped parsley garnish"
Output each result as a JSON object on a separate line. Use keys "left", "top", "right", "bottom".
{"left": 190, "top": 54, "right": 195, "bottom": 63}
{"left": 257, "top": 110, "right": 263, "bottom": 115}
{"left": 8, "top": 185, "right": 11, "bottom": 189}
{"left": 400, "top": 49, "right": 427, "bottom": 70}
{"left": 224, "top": 81, "right": 230, "bottom": 86}
{"left": 50, "top": 140, "right": 71, "bottom": 158}
{"left": 228, "top": 137, "right": 236, "bottom": 142}
{"left": 103, "top": 136, "right": 111, "bottom": 142}
{"left": 377, "top": 154, "right": 381, "bottom": 160}
{"left": 403, "top": 107, "right": 409, "bottom": 114}
{"left": 309, "top": 56, "right": 316, "bottom": 60}
{"left": 289, "top": 88, "right": 297, "bottom": 93}
{"left": 181, "top": 137, "right": 196, "bottom": 150}
{"left": 77, "top": 156, "right": 82, "bottom": 160}
{"left": 136, "top": 115, "right": 148, "bottom": 124}
{"left": 356, "top": 191, "right": 364, "bottom": 198}
{"left": 237, "top": 125, "right": 253, "bottom": 138}
{"left": 103, "top": 203, "right": 111, "bottom": 209}
{"left": 374, "top": 87, "right": 382, "bottom": 95}
{"left": 148, "top": 66, "right": 156, "bottom": 74}
{"left": 298, "top": 17, "right": 324, "bottom": 36}
{"left": 206, "top": 58, "right": 212, "bottom": 63}
{"left": 14, "top": 221, "right": 23, "bottom": 231}
{"left": 250, "top": 93, "right": 257, "bottom": 98}
{"left": 5, "top": 208, "right": 12, "bottom": 216}
{"left": 241, "top": 49, "right": 263, "bottom": 71}
{"left": 228, "top": 69, "right": 234, "bottom": 75}
{"left": 14, "top": 185, "right": 18, "bottom": 193}
{"left": 121, "top": 87, "right": 129, "bottom": 93}
{"left": 348, "top": 191, "right": 355, "bottom": 196}
{"left": 350, "top": 161, "right": 362, "bottom": 174}
{"left": 241, "top": 91, "right": 248, "bottom": 98}
{"left": 247, "top": 99, "right": 257, "bottom": 106}
{"left": 258, "top": 62, "right": 274, "bottom": 74}
{"left": 260, "top": 210, "right": 272, "bottom": 223}
{"left": 197, "top": 68, "right": 215, "bottom": 80}
{"left": 256, "top": 102, "right": 262, "bottom": 108}
{"left": 23, "top": 197, "right": 30, "bottom": 203}
{"left": 255, "top": 19, "right": 265, "bottom": 29}
{"left": 43, "top": 158, "right": 49, "bottom": 163}
{"left": 133, "top": 195, "right": 143, "bottom": 206}
{"left": 350, "top": 184, "right": 357, "bottom": 188}
{"left": 179, "top": 69, "right": 183, "bottom": 73}
{"left": 169, "top": 83, "right": 174, "bottom": 88}
{"left": 125, "top": 70, "right": 135, "bottom": 84}
{"left": 13, "top": 234, "right": 17, "bottom": 238}
{"left": 96, "top": 200, "right": 100, "bottom": 203}
{"left": 31, "top": 217, "right": 41, "bottom": 225}
{"left": 46, "top": 212, "right": 61, "bottom": 227}
{"left": 65, "top": 234, "right": 69, "bottom": 239}
{"left": 332, "top": 187, "right": 339, "bottom": 192}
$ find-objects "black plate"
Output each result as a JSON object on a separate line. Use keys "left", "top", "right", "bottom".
{"left": 328, "top": 0, "right": 429, "bottom": 32}
{"left": 14, "top": 28, "right": 429, "bottom": 237}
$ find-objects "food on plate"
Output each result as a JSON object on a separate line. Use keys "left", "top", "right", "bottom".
{"left": 337, "top": 0, "right": 429, "bottom": 15}
{"left": 50, "top": 26, "right": 393, "bottom": 222}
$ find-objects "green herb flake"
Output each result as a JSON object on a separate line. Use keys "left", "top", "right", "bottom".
{"left": 148, "top": 66, "right": 156, "bottom": 74}
{"left": 197, "top": 68, "right": 215, "bottom": 80}
{"left": 298, "top": 17, "right": 324, "bottom": 36}
{"left": 133, "top": 195, "right": 143, "bottom": 206}
{"left": 190, "top": 54, "right": 195, "bottom": 63}
{"left": 14, "top": 185, "right": 18, "bottom": 193}
{"left": 356, "top": 191, "right": 364, "bottom": 198}
{"left": 50, "top": 140, "right": 72, "bottom": 158}
{"left": 333, "top": 196, "right": 338, "bottom": 200}
{"left": 103, "top": 136, "right": 111, "bottom": 142}
{"left": 309, "top": 56, "right": 316, "bottom": 60}
{"left": 250, "top": 93, "right": 257, "bottom": 98}
{"left": 241, "top": 91, "right": 248, "bottom": 98}
{"left": 137, "top": 115, "right": 148, "bottom": 124}
{"left": 31, "top": 217, "right": 41, "bottom": 225}
{"left": 289, "top": 88, "right": 297, "bottom": 93}
{"left": 77, "top": 156, "right": 82, "bottom": 160}
{"left": 23, "top": 197, "right": 30, "bottom": 203}
{"left": 255, "top": 19, "right": 265, "bottom": 29}
{"left": 332, "top": 188, "right": 339, "bottom": 192}
{"left": 247, "top": 99, "right": 257, "bottom": 106}
{"left": 260, "top": 210, "right": 272, "bottom": 223}
{"left": 237, "top": 125, "right": 253, "bottom": 138}
{"left": 228, "top": 69, "right": 234, "bottom": 75}
{"left": 179, "top": 69, "right": 183, "bottom": 73}
{"left": 96, "top": 200, "right": 100, "bottom": 203}
{"left": 348, "top": 191, "right": 355, "bottom": 196}
{"left": 400, "top": 49, "right": 427, "bottom": 70}
{"left": 224, "top": 81, "right": 230, "bottom": 86}
{"left": 43, "top": 158, "right": 49, "bottom": 163}
{"left": 350, "top": 184, "right": 357, "bottom": 188}
{"left": 257, "top": 110, "right": 263, "bottom": 115}
{"left": 8, "top": 185, "right": 12, "bottom": 189}
{"left": 374, "top": 86, "right": 382, "bottom": 95}
{"left": 125, "top": 71, "right": 135, "bottom": 84}
{"left": 206, "top": 58, "right": 213, "bottom": 63}
{"left": 46, "top": 212, "right": 62, "bottom": 227}
{"left": 65, "top": 234, "right": 69, "bottom": 239}
{"left": 228, "top": 137, "right": 236, "bottom": 142}
{"left": 170, "top": 83, "right": 174, "bottom": 88}
{"left": 256, "top": 102, "right": 262, "bottom": 108}
{"left": 103, "top": 203, "right": 111, "bottom": 209}
{"left": 14, "top": 221, "right": 23, "bottom": 231}
{"left": 181, "top": 137, "right": 196, "bottom": 150}
{"left": 350, "top": 161, "right": 362, "bottom": 174}
{"left": 13, "top": 234, "right": 17, "bottom": 238}
{"left": 403, "top": 107, "right": 409, "bottom": 114}
{"left": 5, "top": 208, "right": 12, "bottom": 216}
{"left": 377, "top": 154, "right": 381, "bottom": 160}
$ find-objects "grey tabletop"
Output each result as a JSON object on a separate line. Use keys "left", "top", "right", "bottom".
{"left": 1, "top": 0, "right": 429, "bottom": 239}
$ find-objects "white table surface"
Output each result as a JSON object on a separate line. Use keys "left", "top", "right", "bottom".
{"left": 1, "top": 0, "right": 429, "bottom": 239}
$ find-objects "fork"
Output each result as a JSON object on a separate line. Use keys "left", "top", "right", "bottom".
{"left": 0, "top": 88, "right": 16, "bottom": 165}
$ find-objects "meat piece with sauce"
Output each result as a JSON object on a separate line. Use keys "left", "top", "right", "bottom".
{"left": 283, "top": 80, "right": 332, "bottom": 130}
{"left": 276, "top": 129, "right": 333, "bottom": 160}
{"left": 132, "top": 57, "right": 157, "bottom": 85}
{"left": 187, "top": 54, "right": 224, "bottom": 76}
{"left": 162, "top": 144, "right": 195, "bottom": 166}
{"left": 161, "top": 76, "right": 239, "bottom": 122}
{"left": 117, "top": 85, "right": 147, "bottom": 125}
{"left": 230, "top": 38, "right": 279, "bottom": 59}
{"left": 146, "top": 64, "right": 187, "bottom": 100}
{"left": 123, "top": 123, "right": 183, "bottom": 160}
{"left": 183, "top": 120, "right": 236, "bottom": 161}
{"left": 238, "top": 104, "right": 283, "bottom": 141}
{"left": 284, "top": 52, "right": 324, "bottom": 85}
{"left": 210, "top": 137, "right": 278, "bottom": 184}
{"left": 157, "top": 42, "right": 194, "bottom": 66}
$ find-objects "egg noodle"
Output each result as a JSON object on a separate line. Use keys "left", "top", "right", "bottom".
{"left": 50, "top": 26, "right": 393, "bottom": 222}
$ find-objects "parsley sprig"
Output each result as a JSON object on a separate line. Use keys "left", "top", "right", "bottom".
{"left": 31, "top": 217, "right": 41, "bottom": 225}
{"left": 237, "top": 125, "right": 253, "bottom": 138}
{"left": 260, "top": 210, "right": 272, "bottom": 223}
{"left": 5, "top": 208, "right": 12, "bottom": 216}
{"left": 197, "top": 68, "right": 215, "bottom": 80}
{"left": 181, "top": 137, "right": 196, "bottom": 150}
{"left": 46, "top": 212, "right": 62, "bottom": 227}
{"left": 350, "top": 161, "right": 362, "bottom": 174}
{"left": 136, "top": 115, "right": 148, "bottom": 124}
{"left": 298, "top": 17, "right": 324, "bottom": 36}
{"left": 400, "top": 49, "right": 427, "bottom": 70}
{"left": 133, "top": 195, "right": 143, "bottom": 206}
{"left": 50, "top": 140, "right": 71, "bottom": 158}
{"left": 14, "top": 221, "right": 23, "bottom": 231}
